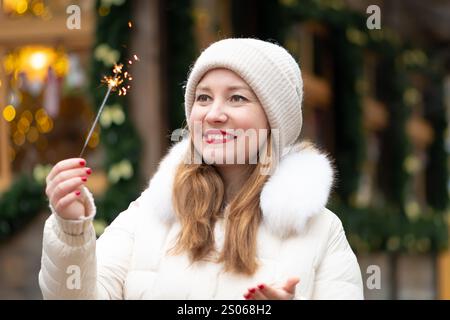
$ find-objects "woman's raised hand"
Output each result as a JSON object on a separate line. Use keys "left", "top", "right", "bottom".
{"left": 45, "top": 158, "right": 92, "bottom": 220}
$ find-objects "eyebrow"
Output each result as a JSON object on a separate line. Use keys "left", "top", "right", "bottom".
{"left": 196, "top": 85, "right": 251, "bottom": 92}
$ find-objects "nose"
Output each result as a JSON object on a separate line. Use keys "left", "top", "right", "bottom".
{"left": 204, "top": 100, "right": 227, "bottom": 124}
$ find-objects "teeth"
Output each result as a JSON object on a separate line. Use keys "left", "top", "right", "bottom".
{"left": 206, "top": 134, "right": 235, "bottom": 140}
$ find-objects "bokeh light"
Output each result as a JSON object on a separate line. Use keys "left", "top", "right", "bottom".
{"left": 2, "top": 104, "right": 16, "bottom": 122}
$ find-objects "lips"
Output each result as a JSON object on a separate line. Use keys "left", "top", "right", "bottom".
{"left": 204, "top": 129, "right": 237, "bottom": 144}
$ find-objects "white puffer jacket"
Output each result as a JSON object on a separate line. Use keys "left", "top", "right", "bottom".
{"left": 39, "top": 139, "right": 364, "bottom": 299}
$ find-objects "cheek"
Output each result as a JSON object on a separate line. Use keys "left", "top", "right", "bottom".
{"left": 235, "top": 107, "right": 269, "bottom": 160}
{"left": 231, "top": 108, "right": 261, "bottom": 130}
{"left": 189, "top": 107, "right": 208, "bottom": 142}
{"left": 233, "top": 106, "right": 269, "bottom": 133}
{"left": 189, "top": 107, "right": 207, "bottom": 158}
{"left": 189, "top": 106, "right": 205, "bottom": 125}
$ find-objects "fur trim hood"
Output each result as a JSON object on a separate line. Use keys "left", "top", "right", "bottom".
{"left": 145, "top": 139, "right": 335, "bottom": 238}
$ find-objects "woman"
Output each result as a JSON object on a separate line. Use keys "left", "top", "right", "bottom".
{"left": 40, "top": 38, "right": 364, "bottom": 300}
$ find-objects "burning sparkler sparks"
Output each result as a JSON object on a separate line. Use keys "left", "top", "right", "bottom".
{"left": 101, "top": 54, "right": 138, "bottom": 96}
{"left": 79, "top": 53, "right": 139, "bottom": 157}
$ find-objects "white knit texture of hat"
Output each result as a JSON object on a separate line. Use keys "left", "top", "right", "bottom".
{"left": 184, "top": 38, "right": 303, "bottom": 152}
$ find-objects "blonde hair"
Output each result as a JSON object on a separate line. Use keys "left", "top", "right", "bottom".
{"left": 169, "top": 134, "right": 274, "bottom": 275}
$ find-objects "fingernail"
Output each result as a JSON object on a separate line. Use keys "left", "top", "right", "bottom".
{"left": 257, "top": 284, "right": 265, "bottom": 290}
{"left": 249, "top": 288, "right": 256, "bottom": 293}
{"left": 81, "top": 176, "right": 87, "bottom": 182}
{"left": 244, "top": 293, "right": 250, "bottom": 299}
{"left": 75, "top": 191, "right": 81, "bottom": 196}
{"left": 79, "top": 160, "right": 86, "bottom": 166}
{"left": 86, "top": 168, "right": 92, "bottom": 175}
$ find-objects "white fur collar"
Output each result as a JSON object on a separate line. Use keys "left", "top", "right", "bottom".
{"left": 144, "top": 139, "right": 335, "bottom": 238}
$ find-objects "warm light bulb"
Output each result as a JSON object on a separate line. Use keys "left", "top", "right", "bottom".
{"left": 29, "top": 51, "right": 48, "bottom": 70}
{"left": 15, "top": 0, "right": 28, "bottom": 14}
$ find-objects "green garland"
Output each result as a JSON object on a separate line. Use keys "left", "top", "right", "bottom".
{"left": 373, "top": 41, "right": 411, "bottom": 211}
{"left": 165, "top": 0, "right": 197, "bottom": 131}
{"left": 266, "top": 0, "right": 448, "bottom": 252}
{"left": 424, "top": 76, "right": 448, "bottom": 211}
{"left": 421, "top": 63, "right": 448, "bottom": 211}
{"left": 329, "top": 202, "right": 448, "bottom": 254}
{"left": 89, "top": 0, "right": 142, "bottom": 223}
{"left": 330, "top": 21, "right": 365, "bottom": 204}
{"left": 0, "top": 175, "right": 46, "bottom": 241}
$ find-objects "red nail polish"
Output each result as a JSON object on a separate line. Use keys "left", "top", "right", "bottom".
{"left": 244, "top": 293, "right": 250, "bottom": 299}
{"left": 86, "top": 168, "right": 92, "bottom": 175}
{"left": 81, "top": 177, "right": 87, "bottom": 182}
{"left": 75, "top": 191, "right": 81, "bottom": 196}
{"left": 79, "top": 160, "right": 86, "bottom": 166}
{"left": 258, "top": 284, "right": 265, "bottom": 290}
{"left": 249, "top": 288, "right": 256, "bottom": 293}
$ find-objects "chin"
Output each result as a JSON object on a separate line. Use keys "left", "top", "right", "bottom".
{"left": 201, "top": 142, "right": 236, "bottom": 165}
{"left": 192, "top": 136, "right": 259, "bottom": 165}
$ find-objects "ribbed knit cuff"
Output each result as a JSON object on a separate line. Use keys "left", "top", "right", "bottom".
{"left": 52, "top": 211, "right": 94, "bottom": 236}
{"left": 49, "top": 186, "right": 96, "bottom": 236}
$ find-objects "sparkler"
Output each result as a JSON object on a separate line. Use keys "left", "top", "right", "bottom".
{"left": 79, "top": 54, "right": 138, "bottom": 158}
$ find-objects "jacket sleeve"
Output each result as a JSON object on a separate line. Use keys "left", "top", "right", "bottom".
{"left": 39, "top": 187, "right": 144, "bottom": 299}
{"left": 311, "top": 213, "right": 364, "bottom": 299}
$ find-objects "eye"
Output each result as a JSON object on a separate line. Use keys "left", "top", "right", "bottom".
{"left": 230, "top": 95, "right": 248, "bottom": 103}
{"left": 196, "top": 94, "right": 211, "bottom": 102}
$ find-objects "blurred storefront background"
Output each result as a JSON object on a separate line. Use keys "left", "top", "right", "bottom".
{"left": 0, "top": 0, "right": 449, "bottom": 299}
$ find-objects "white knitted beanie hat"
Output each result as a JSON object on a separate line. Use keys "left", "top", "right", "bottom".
{"left": 184, "top": 38, "right": 303, "bottom": 153}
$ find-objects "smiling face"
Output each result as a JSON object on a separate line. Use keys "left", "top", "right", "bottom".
{"left": 189, "top": 68, "right": 270, "bottom": 166}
